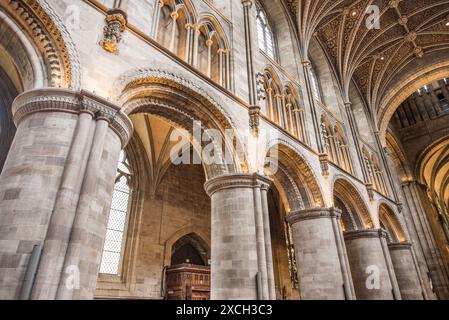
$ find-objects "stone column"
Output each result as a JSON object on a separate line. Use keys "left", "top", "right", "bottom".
{"left": 388, "top": 242, "right": 425, "bottom": 300}
{"left": 344, "top": 102, "right": 369, "bottom": 183}
{"left": 204, "top": 173, "right": 274, "bottom": 300}
{"left": 184, "top": 23, "right": 193, "bottom": 62}
{"left": 206, "top": 39, "right": 213, "bottom": 78}
{"left": 287, "top": 208, "right": 350, "bottom": 300}
{"left": 169, "top": 11, "right": 179, "bottom": 52}
{"left": 260, "top": 184, "right": 276, "bottom": 300}
{"left": 0, "top": 88, "right": 133, "bottom": 300}
{"left": 402, "top": 181, "right": 449, "bottom": 299}
{"left": 344, "top": 229, "right": 401, "bottom": 300}
{"left": 302, "top": 61, "right": 323, "bottom": 153}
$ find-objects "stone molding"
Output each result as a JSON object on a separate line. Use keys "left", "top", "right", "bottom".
{"left": 287, "top": 207, "right": 341, "bottom": 224}
{"left": 12, "top": 88, "right": 133, "bottom": 147}
{"left": 344, "top": 228, "right": 388, "bottom": 241}
{"left": 115, "top": 68, "right": 237, "bottom": 132}
{"left": 204, "top": 173, "right": 272, "bottom": 197}
{"left": 3, "top": 0, "right": 81, "bottom": 89}
{"left": 388, "top": 241, "right": 413, "bottom": 251}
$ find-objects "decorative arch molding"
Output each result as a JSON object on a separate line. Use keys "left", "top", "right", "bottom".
{"left": 163, "top": 228, "right": 211, "bottom": 267}
{"left": 114, "top": 68, "right": 237, "bottom": 129}
{"left": 1, "top": 0, "right": 81, "bottom": 89}
{"left": 332, "top": 176, "right": 374, "bottom": 229}
{"left": 265, "top": 139, "right": 325, "bottom": 208}
{"left": 197, "top": 14, "right": 229, "bottom": 50}
{"left": 167, "top": 0, "right": 197, "bottom": 23}
{"left": 114, "top": 68, "right": 246, "bottom": 178}
{"left": 378, "top": 202, "right": 407, "bottom": 243}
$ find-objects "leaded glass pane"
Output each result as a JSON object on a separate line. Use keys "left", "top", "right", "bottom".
{"left": 99, "top": 151, "right": 132, "bottom": 275}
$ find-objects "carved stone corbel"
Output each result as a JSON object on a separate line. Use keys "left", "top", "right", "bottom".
{"left": 319, "top": 153, "right": 329, "bottom": 177}
{"left": 249, "top": 105, "right": 261, "bottom": 138}
{"left": 366, "top": 183, "right": 375, "bottom": 201}
{"left": 100, "top": 8, "right": 128, "bottom": 54}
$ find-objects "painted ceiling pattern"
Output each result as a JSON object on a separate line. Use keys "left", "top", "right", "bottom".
{"left": 284, "top": 0, "right": 449, "bottom": 117}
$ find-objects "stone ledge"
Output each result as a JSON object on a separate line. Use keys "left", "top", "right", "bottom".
{"left": 286, "top": 207, "right": 340, "bottom": 224}
{"left": 344, "top": 228, "right": 388, "bottom": 241}
{"left": 204, "top": 173, "right": 272, "bottom": 197}
{"left": 388, "top": 241, "right": 413, "bottom": 251}
{"left": 12, "top": 88, "right": 134, "bottom": 147}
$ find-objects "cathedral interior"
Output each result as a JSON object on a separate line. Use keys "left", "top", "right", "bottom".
{"left": 0, "top": 0, "right": 449, "bottom": 300}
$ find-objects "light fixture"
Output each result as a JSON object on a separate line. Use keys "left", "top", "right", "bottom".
{"left": 445, "top": 21, "right": 449, "bottom": 27}
{"left": 380, "top": 56, "right": 385, "bottom": 61}
{"left": 351, "top": 10, "right": 358, "bottom": 17}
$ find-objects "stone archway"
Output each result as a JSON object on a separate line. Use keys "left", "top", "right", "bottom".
{"left": 378, "top": 203, "right": 406, "bottom": 243}
{"left": 263, "top": 142, "right": 324, "bottom": 300}
{"left": 265, "top": 142, "right": 324, "bottom": 210}
{"left": 0, "top": 0, "right": 81, "bottom": 89}
{"left": 332, "top": 179, "right": 401, "bottom": 300}
{"left": 332, "top": 177, "right": 374, "bottom": 230}
{"left": 116, "top": 68, "right": 245, "bottom": 180}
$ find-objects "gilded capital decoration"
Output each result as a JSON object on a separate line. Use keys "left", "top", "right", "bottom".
{"left": 100, "top": 8, "right": 128, "bottom": 54}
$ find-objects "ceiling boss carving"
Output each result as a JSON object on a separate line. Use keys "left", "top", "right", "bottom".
{"left": 284, "top": 0, "right": 449, "bottom": 122}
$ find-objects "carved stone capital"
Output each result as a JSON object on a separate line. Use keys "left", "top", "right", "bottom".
{"left": 344, "top": 228, "right": 388, "bottom": 241}
{"left": 388, "top": 241, "right": 412, "bottom": 251}
{"left": 287, "top": 207, "right": 340, "bottom": 225}
{"left": 204, "top": 173, "right": 272, "bottom": 197}
{"left": 100, "top": 8, "right": 128, "bottom": 54}
{"left": 241, "top": 0, "right": 253, "bottom": 8}
{"left": 12, "top": 88, "right": 133, "bottom": 147}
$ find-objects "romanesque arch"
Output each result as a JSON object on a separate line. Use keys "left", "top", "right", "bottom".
{"left": 332, "top": 177, "right": 374, "bottom": 230}
{"left": 0, "top": 0, "right": 81, "bottom": 89}
{"left": 265, "top": 142, "right": 324, "bottom": 210}
{"left": 378, "top": 203, "right": 406, "bottom": 243}
{"left": 115, "top": 68, "right": 244, "bottom": 179}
